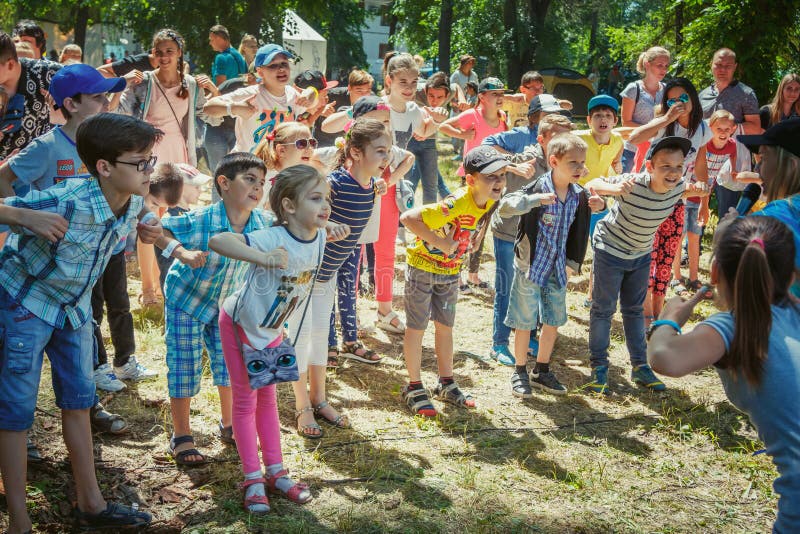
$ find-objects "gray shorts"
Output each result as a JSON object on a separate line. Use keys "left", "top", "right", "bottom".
{"left": 403, "top": 266, "right": 459, "bottom": 330}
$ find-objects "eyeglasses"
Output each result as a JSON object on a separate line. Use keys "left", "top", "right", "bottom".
{"left": 280, "top": 138, "right": 318, "bottom": 150}
{"left": 113, "top": 155, "right": 158, "bottom": 172}
{"left": 263, "top": 61, "right": 291, "bottom": 71}
{"left": 666, "top": 93, "right": 690, "bottom": 108}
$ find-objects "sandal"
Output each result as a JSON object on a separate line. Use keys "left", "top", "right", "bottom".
{"left": 267, "top": 469, "right": 312, "bottom": 504}
{"left": 168, "top": 435, "right": 208, "bottom": 466}
{"left": 687, "top": 279, "right": 713, "bottom": 299}
{"left": 218, "top": 421, "right": 235, "bottom": 445}
{"left": 327, "top": 346, "right": 340, "bottom": 368}
{"left": 74, "top": 501, "right": 151, "bottom": 529}
{"left": 295, "top": 406, "right": 324, "bottom": 439}
{"left": 433, "top": 381, "right": 476, "bottom": 409}
{"left": 376, "top": 310, "right": 405, "bottom": 334}
{"left": 669, "top": 278, "right": 691, "bottom": 298}
{"left": 240, "top": 477, "right": 270, "bottom": 514}
{"left": 402, "top": 385, "right": 437, "bottom": 417}
{"left": 313, "top": 401, "right": 350, "bottom": 428}
{"left": 340, "top": 341, "right": 382, "bottom": 364}
{"left": 90, "top": 403, "right": 128, "bottom": 435}
{"left": 26, "top": 434, "right": 43, "bottom": 463}
{"left": 137, "top": 290, "right": 160, "bottom": 308}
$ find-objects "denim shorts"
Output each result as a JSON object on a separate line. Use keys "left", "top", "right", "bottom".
{"left": 504, "top": 270, "right": 568, "bottom": 329}
{"left": 0, "top": 287, "right": 96, "bottom": 431}
{"left": 683, "top": 202, "right": 703, "bottom": 235}
{"left": 403, "top": 266, "right": 459, "bottom": 330}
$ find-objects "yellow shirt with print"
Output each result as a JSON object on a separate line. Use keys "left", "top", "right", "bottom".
{"left": 406, "top": 186, "right": 494, "bottom": 276}
{"left": 575, "top": 130, "right": 623, "bottom": 185}
{"left": 502, "top": 99, "right": 529, "bottom": 128}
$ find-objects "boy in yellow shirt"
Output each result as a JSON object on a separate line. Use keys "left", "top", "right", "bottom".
{"left": 400, "top": 146, "right": 507, "bottom": 417}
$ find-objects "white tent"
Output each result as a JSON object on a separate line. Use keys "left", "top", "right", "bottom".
{"left": 283, "top": 9, "right": 327, "bottom": 77}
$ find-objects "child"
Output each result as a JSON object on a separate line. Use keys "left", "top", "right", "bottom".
{"left": 210, "top": 165, "right": 326, "bottom": 513}
{"left": 253, "top": 121, "right": 317, "bottom": 204}
{"left": 500, "top": 134, "right": 604, "bottom": 396}
{"left": 488, "top": 114, "right": 576, "bottom": 365}
{"left": 484, "top": 94, "right": 565, "bottom": 155}
{"left": 399, "top": 145, "right": 507, "bottom": 416}
{"left": 290, "top": 118, "right": 389, "bottom": 437}
{"left": 159, "top": 152, "right": 272, "bottom": 465}
{"left": 204, "top": 43, "right": 316, "bottom": 152}
{"left": 502, "top": 71, "right": 546, "bottom": 128}
{"left": 0, "top": 113, "right": 160, "bottom": 531}
{"left": 648, "top": 216, "right": 800, "bottom": 533}
{"left": 583, "top": 136, "right": 693, "bottom": 394}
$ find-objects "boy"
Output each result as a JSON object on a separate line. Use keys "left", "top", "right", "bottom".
{"left": 583, "top": 136, "right": 693, "bottom": 394}
{"left": 399, "top": 146, "right": 507, "bottom": 416}
{"left": 501, "top": 71, "right": 573, "bottom": 129}
{"left": 158, "top": 152, "right": 271, "bottom": 465}
{"left": 487, "top": 114, "right": 576, "bottom": 365}
{"left": 484, "top": 94, "right": 567, "bottom": 155}
{"left": 0, "top": 113, "right": 160, "bottom": 531}
{"left": 500, "top": 133, "right": 604, "bottom": 395}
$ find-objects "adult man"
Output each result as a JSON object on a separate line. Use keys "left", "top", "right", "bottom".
{"left": 698, "top": 48, "right": 761, "bottom": 134}
{"left": 448, "top": 55, "right": 477, "bottom": 160}
{"left": 208, "top": 25, "right": 247, "bottom": 86}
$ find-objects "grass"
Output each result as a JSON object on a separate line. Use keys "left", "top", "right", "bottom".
{"left": 2, "top": 146, "right": 779, "bottom": 533}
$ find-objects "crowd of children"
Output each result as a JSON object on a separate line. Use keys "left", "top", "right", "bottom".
{"left": 0, "top": 23, "right": 799, "bottom": 532}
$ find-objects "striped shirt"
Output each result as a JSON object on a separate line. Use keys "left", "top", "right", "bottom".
{"left": 592, "top": 172, "right": 685, "bottom": 260}
{"left": 163, "top": 202, "right": 271, "bottom": 324}
{"left": 528, "top": 173, "right": 580, "bottom": 288}
{"left": 317, "top": 167, "right": 376, "bottom": 283}
{"left": 0, "top": 178, "right": 142, "bottom": 328}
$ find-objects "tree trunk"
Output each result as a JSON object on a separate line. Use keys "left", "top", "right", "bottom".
{"left": 587, "top": 9, "right": 598, "bottom": 72}
{"left": 504, "top": 0, "right": 520, "bottom": 88}
{"left": 437, "top": 0, "right": 453, "bottom": 76}
{"left": 73, "top": 4, "right": 90, "bottom": 49}
{"left": 526, "top": 0, "right": 551, "bottom": 68}
{"left": 675, "top": 0, "right": 684, "bottom": 50}
{"left": 247, "top": 1, "right": 268, "bottom": 43}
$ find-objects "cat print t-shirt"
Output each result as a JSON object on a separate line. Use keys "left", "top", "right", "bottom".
{"left": 222, "top": 226, "right": 324, "bottom": 350}
{"left": 383, "top": 99, "right": 425, "bottom": 150}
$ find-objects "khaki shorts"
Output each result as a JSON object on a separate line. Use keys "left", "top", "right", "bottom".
{"left": 403, "top": 266, "right": 459, "bottom": 330}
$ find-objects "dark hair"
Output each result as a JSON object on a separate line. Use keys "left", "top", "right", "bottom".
{"left": 149, "top": 163, "right": 184, "bottom": 206}
{"left": 213, "top": 152, "right": 268, "bottom": 196}
{"left": 715, "top": 216, "right": 796, "bottom": 385}
{"left": 209, "top": 25, "right": 230, "bottom": 42}
{"left": 76, "top": 113, "right": 163, "bottom": 178}
{"left": 661, "top": 77, "right": 703, "bottom": 137}
{"left": 520, "top": 71, "right": 543, "bottom": 85}
{"left": 13, "top": 20, "right": 45, "bottom": 55}
{"left": 588, "top": 105, "right": 617, "bottom": 119}
{"left": 425, "top": 72, "right": 451, "bottom": 94}
{"left": 269, "top": 164, "right": 327, "bottom": 224}
{"left": 152, "top": 29, "right": 188, "bottom": 99}
{"left": 336, "top": 117, "right": 390, "bottom": 167}
{"left": 0, "top": 32, "right": 18, "bottom": 62}
{"left": 58, "top": 93, "right": 83, "bottom": 120}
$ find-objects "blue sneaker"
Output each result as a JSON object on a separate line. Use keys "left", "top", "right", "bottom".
{"left": 527, "top": 337, "right": 539, "bottom": 358}
{"left": 587, "top": 365, "right": 610, "bottom": 395}
{"left": 631, "top": 364, "right": 667, "bottom": 391}
{"left": 489, "top": 345, "right": 515, "bottom": 366}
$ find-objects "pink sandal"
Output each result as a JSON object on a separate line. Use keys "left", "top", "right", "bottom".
{"left": 267, "top": 469, "right": 312, "bottom": 504}
{"left": 239, "top": 477, "right": 270, "bottom": 514}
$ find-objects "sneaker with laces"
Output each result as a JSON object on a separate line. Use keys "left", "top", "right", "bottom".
{"left": 114, "top": 355, "right": 158, "bottom": 381}
{"left": 511, "top": 370, "right": 532, "bottom": 399}
{"left": 489, "top": 345, "right": 515, "bottom": 366}
{"left": 531, "top": 370, "right": 567, "bottom": 395}
{"left": 587, "top": 365, "right": 610, "bottom": 395}
{"left": 93, "top": 363, "right": 126, "bottom": 392}
{"left": 631, "top": 364, "right": 666, "bottom": 391}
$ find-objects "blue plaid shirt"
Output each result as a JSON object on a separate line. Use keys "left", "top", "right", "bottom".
{"left": 163, "top": 202, "right": 271, "bottom": 324}
{"left": 527, "top": 173, "right": 580, "bottom": 288}
{"left": 0, "top": 178, "right": 142, "bottom": 328}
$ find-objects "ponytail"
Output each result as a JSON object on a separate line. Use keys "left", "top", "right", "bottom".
{"left": 335, "top": 118, "right": 389, "bottom": 169}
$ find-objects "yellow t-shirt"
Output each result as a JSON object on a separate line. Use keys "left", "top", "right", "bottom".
{"left": 576, "top": 130, "right": 624, "bottom": 185}
{"left": 406, "top": 187, "right": 494, "bottom": 275}
{"left": 502, "top": 99, "right": 529, "bottom": 128}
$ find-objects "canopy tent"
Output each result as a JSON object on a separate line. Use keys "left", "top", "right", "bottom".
{"left": 539, "top": 67, "right": 596, "bottom": 117}
{"left": 283, "top": 9, "right": 327, "bottom": 78}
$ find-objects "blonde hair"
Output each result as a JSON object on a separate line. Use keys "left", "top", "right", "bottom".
{"left": 713, "top": 48, "right": 737, "bottom": 63}
{"left": 767, "top": 73, "right": 800, "bottom": 127}
{"left": 59, "top": 43, "right": 82, "bottom": 63}
{"left": 253, "top": 122, "right": 311, "bottom": 170}
{"left": 547, "top": 133, "right": 588, "bottom": 159}
{"left": 709, "top": 109, "right": 735, "bottom": 126}
{"left": 348, "top": 69, "right": 373, "bottom": 87}
{"left": 764, "top": 145, "right": 800, "bottom": 202}
{"left": 238, "top": 34, "right": 258, "bottom": 65}
{"left": 537, "top": 114, "right": 575, "bottom": 136}
{"left": 636, "top": 46, "right": 670, "bottom": 75}
{"left": 269, "top": 165, "right": 328, "bottom": 225}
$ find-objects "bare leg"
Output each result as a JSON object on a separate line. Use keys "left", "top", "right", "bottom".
{"left": 513, "top": 328, "right": 531, "bottom": 367}
{"left": 169, "top": 397, "right": 202, "bottom": 461}
{"left": 137, "top": 239, "right": 158, "bottom": 303}
{"left": 403, "top": 327, "right": 425, "bottom": 382}
{"left": 0, "top": 429, "right": 32, "bottom": 533}
{"left": 688, "top": 232, "right": 701, "bottom": 282}
{"left": 292, "top": 372, "right": 320, "bottom": 436}
{"left": 535, "top": 325, "right": 558, "bottom": 364}
{"left": 433, "top": 322, "right": 454, "bottom": 378}
{"left": 62, "top": 408, "right": 106, "bottom": 514}
{"left": 217, "top": 385, "right": 232, "bottom": 428}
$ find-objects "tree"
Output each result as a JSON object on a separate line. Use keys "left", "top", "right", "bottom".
{"left": 294, "top": 0, "right": 367, "bottom": 75}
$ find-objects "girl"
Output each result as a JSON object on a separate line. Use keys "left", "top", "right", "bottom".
{"left": 293, "top": 118, "right": 390, "bottom": 437}
{"left": 760, "top": 73, "right": 800, "bottom": 129}
{"left": 629, "top": 78, "right": 711, "bottom": 321}
{"left": 210, "top": 165, "right": 326, "bottom": 513}
{"left": 648, "top": 216, "right": 800, "bottom": 533}
{"left": 118, "top": 28, "right": 215, "bottom": 307}
{"left": 238, "top": 34, "right": 259, "bottom": 68}
{"left": 253, "top": 121, "right": 317, "bottom": 205}
{"left": 620, "top": 46, "right": 670, "bottom": 173}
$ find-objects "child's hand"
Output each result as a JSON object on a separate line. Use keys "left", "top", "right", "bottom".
{"left": 686, "top": 182, "right": 709, "bottom": 197}
{"left": 124, "top": 69, "right": 144, "bottom": 86}
{"left": 25, "top": 210, "right": 68, "bottom": 243}
{"left": 295, "top": 88, "right": 316, "bottom": 108}
{"left": 320, "top": 101, "right": 337, "bottom": 117}
{"left": 326, "top": 223, "right": 351, "bottom": 242}
{"left": 530, "top": 192, "right": 556, "bottom": 206}
{"left": 612, "top": 178, "right": 636, "bottom": 196}
{"left": 660, "top": 288, "right": 707, "bottom": 327}
{"left": 262, "top": 246, "right": 288, "bottom": 269}
{"left": 510, "top": 162, "right": 535, "bottom": 179}
{"left": 697, "top": 203, "right": 710, "bottom": 226}
{"left": 461, "top": 127, "right": 476, "bottom": 141}
{"left": 177, "top": 248, "right": 209, "bottom": 268}
{"left": 137, "top": 217, "right": 163, "bottom": 244}
{"left": 374, "top": 178, "right": 388, "bottom": 196}
{"left": 455, "top": 101, "right": 471, "bottom": 112}
{"left": 437, "top": 225, "right": 460, "bottom": 256}
{"left": 232, "top": 95, "right": 257, "bottom": 119}
{"left": 587, "top": 187, "right": 605, "bottom": 212}
{"left": 735, "top": 171, "right": 762, "bottom": 184}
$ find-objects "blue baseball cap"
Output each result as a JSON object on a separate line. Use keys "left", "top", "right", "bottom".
{"left": 49, "top": 64, "right": 126, "bottom": 109}
{"left": 254, "top": 44, "right": 294, "bottom": 68}
{"left": 587, "top": 94, "right": 619, "bottom": 114}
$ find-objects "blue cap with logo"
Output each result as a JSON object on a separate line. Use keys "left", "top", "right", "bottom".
{"left": 49, "top": 64, "right": 126, "bottom": 109}
{"left": 254, "top": 44, "right": 294, "bottom": 68}
{"left": 587, "top": 94, "right": 619, "bottom": 114}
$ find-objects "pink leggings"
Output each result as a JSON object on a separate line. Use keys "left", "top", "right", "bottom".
{"left": 219, "top": 309, "right": 283, "bottom": 474}
{"left": 374, "top": 184, "right": 400, "bottom": 303}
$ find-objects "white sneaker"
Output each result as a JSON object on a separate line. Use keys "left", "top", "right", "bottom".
{"left": 94, "top": 363, "right": 126, "bottom": 392}
{"left": 114, "top": 355, "right": 158, "bottom": 381}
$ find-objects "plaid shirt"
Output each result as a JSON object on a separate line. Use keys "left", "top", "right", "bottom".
{"left": 162, "top": 202, "right": 270, "bottom": 324}
{"left": 0, "top": 178, "right": 142, "bottom": 328}
{"left": 527, "top": 174, "right": 580, "bottom": 288}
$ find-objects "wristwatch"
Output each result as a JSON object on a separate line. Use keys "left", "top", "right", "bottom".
{"left": 646, "top": 319, "right": 681, "bottom": 341}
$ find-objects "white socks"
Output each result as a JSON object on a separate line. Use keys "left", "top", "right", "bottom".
{"left": 267, "top": 463, "right": 311, "bottom": 501}
{"left": 244, "top": 470, "right": 269, "bottom": 513}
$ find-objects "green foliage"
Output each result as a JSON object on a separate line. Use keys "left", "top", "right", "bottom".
{"left": 295, "top": 0, "right": 368, "bottom": 72}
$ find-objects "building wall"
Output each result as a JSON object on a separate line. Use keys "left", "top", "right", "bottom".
{"left": 361, "top": 0, "right": 393, "bottom": 79}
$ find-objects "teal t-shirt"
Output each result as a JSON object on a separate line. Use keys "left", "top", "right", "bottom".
{"left": 212, "top": 47, "right": 247, "bottom": 82}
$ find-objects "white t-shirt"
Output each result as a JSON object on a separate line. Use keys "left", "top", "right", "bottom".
{"left": 222, "top": 226, "right": 324, "bottom": 350}
{"left": 384, "top": 99, "right": 425, "bottom": 150}
{"left": 219, "top": 84, "right": 308, "bottom": 152}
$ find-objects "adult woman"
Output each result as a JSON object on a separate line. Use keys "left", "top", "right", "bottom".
{"left": 238, "top": 34, "right": 259, "bottom": 68}
{"left": 759, "top": 73, "right": 800, "bottom": 130}
{"left": 619, "top": 46, "right": 669, "bottom": 172}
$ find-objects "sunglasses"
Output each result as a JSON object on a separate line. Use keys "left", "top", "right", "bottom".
{"left": 113, "top": 155, "right": 158, "bottom": 172}
{"left": 263, "top": 61, "right": 291, "bottom": 71}
{"left": 280, "top": 138, "right": 318, "bottom": 150}
{"left": 666, "top": 93, "right": 690, "bottom": 108}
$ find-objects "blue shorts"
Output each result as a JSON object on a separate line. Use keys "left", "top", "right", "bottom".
{"left": 0, "top": 287, "right": 96, "bottom": 431}
{"left": 684, "top": 202, "right": 703, "bottom": 235}
{"left": 504, "top": 270, "right": 568, "bottom": 329}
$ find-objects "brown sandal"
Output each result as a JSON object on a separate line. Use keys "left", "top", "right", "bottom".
{"left": 313, "top": 401, "right": 350, "bottom": 428}
{"left": 295, "top": 406, "right": 323, "bottom": 439}
{"left": 339, "top": 341, "right": 382, "bottom": 364}
{"left": 327, "top": 346, "right": 340, "bottom": 368}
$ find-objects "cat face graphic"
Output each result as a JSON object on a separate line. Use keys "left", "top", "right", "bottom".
{"left": 243, "top": 343, "right": 299, "bottom": 389}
